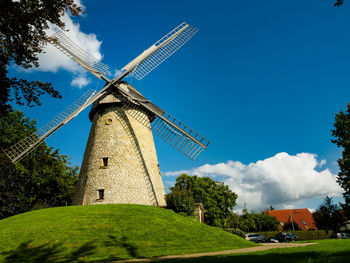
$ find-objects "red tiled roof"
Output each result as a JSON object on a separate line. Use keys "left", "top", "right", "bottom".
{"left": 266, "top": 208, "right": 317, "bottom": 231}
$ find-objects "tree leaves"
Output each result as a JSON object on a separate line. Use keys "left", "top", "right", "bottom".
{"left": 167, "top": 174, "right": 238, "bottom": 227}
{"left": 313, "top": 196, "right": 344, "bottom": 231}
{"left": 331, "top": 103, "right": 350, "bottom": 218}
{"left": 0, "top": 109, "right": 78, "bottom": 219}
{"left": 0, "top": 0, "right": 82, "bottom": 111}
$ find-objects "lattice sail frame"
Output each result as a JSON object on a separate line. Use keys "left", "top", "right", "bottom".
{"left": 3, "top": 89, "right": 97, "bottom": 163}
{"left": 119, "top": 84, "right": 209, "bottom": 160}
{"left": 122, "top": 22, "right": 199, "bottom": 80}
{"left": 50, "top": 30, "right": 111, "bottom": 78}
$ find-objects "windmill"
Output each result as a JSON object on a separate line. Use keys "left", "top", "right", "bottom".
{"left": 3, "top": 22, "right": 209, "bottom": 207}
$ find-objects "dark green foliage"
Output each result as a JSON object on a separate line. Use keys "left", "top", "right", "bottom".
{"left": 0, "top": 0, "right": 83, "bottom": 113}
{"left": 165, "top": 189, "right": 195, "bottom": 216}
{"left": 167, "top": 174, "right": 238, "bottom": 227}
{"left": 0, "top": 110, "right": 78, "bottom": 219}
{"left": 313, "top": 196, "right": 344, "bottom": 231}
{"left": 331, "top": 104, "right": 350, "bottom": 218}
{"left": 283, "top": 221, "right": 301, "bottom": 231}
{"left": 254, "top": 212, "right": 280, "bottom": 231}
{"left": 224, "top": 207, "right": 280, "bottom": 232}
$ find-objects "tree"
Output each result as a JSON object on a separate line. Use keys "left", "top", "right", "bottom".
{"left": 0, "top": 110, "right": 78, "bottom": 219}
{"left": 254, "top": 212, "right": 280, "bottom": 231}
{"left": 167, "top": 174, "right": 238, "bottom": 226}
{"left": 238, "top": 206, "right": 257, "bottom": 232}
{"left": 224, "top": 207, "right": 279, "bottom": 232}
{"left": 313, "top": 196, "right": 344, "bottom": 231}
{"left": 165, "top": 189, "right": 195, "bottom": 216}
{"left": 331, "top": 103, "right": 350, "bottom": 217}
{"left": 0, "top": 0, "right": 83, "bottom": 114}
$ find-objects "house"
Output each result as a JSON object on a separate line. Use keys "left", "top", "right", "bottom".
{"left": 266, "top": 208, "right": 317, "bottom": 231}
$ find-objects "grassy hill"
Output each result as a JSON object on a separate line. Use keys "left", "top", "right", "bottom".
{"left": 0, "top": 204, "right": 255, "bottom": 262}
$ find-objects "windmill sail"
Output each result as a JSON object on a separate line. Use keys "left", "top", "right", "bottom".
{"left": 150, "top": 109, "right": 209, "bottom": 160}
{"left": 50, "top": 30, "right": 111, "bottom": 78}
{"left": 3, "top": 89, "right": 97, "bottom": 163}
{"left": 120, "top": 85, "right": 209, "bottom": 160}
{"left": 122, "top": 22, "right": 199, "bottom": 80}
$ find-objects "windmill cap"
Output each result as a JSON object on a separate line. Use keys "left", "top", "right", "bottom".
{"left": 88, "top": 82, "right": 155, "bottom": 122}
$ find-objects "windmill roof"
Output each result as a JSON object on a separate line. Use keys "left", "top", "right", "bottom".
{"left": 266, "top": 208, "right": 317, "bottom": 231}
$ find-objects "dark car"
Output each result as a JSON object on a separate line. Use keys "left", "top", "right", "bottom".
{"left": 245, "top": 233, "right": 265, "bottom": 243}
{"left": 331, "top": 232, "right": 350, "bottom": 239}
{"left": 270, "top": 232, "right": 298, "bottom": 243}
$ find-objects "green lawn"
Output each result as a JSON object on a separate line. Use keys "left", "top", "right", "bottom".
{"left": 159, "top": 239, "right": 350, "bottom": 263}
{"left": 0, "top": 204, "right": 255, "bottom": 262}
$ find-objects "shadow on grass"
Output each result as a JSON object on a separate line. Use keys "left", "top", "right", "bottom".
{"left": 1, "top": 235, "right": 139, "bottom": 262}
{"left": 157, "top": 250, "right": 350, "bottom": 263}
{"left": 103, "top": 235, "right": 138, "bottom": 258}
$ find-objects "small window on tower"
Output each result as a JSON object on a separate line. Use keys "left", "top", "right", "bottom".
{"left": 97, "top": 189, "right": 104, "bottom": 200}
{"left": 101, "top": 157, "right": 109, "bottom": 168}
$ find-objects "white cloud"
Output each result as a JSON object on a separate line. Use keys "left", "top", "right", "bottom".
{"left": 71, "top": 75, "right": 90, "bottom": 88}
{"left": 164, "top": 152, "right": 343, "bottom": 210}
{"left": 317, "top": 159, "right": 327, "bottom": 167}
{"left": 32, "top": 11, "right": 103, "bottom": 88}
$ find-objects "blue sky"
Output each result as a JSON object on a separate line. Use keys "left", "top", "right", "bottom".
{"left": 9, "top": 0, "right": 350, "bottom": 211}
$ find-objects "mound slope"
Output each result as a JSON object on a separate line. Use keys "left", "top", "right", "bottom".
{"left": 0, "top": 204, "right": 255, "bottom": 262}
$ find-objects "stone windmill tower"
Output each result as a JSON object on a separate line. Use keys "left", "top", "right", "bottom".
{"left": 74, "top": 85, "right": 166, "bottom": 206}
{"left": 4, "top": 22, "right": 210, "bottom": 207}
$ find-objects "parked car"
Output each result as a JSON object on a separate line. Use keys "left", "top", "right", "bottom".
{"left": 270, "top": 232, "right": 298, "bottom": 243}
{"left": 331, "top": 232, "right": 350, "bottom": 239}
{"left": 245, "top": 233, "right": 265, "bottom": 243}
